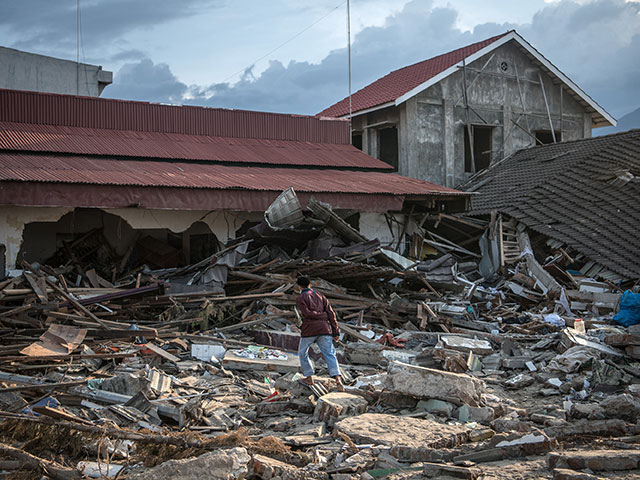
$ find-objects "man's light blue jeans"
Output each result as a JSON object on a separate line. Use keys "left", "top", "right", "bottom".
{"left": 298, "top": 335, "right": 340, "bottom": 377}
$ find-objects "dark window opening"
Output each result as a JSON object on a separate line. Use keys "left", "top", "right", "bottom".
{"left": 535, "top": 130, "right": 561, "bottom": 145}
{"left": 464, "top": 125, "right": 493, "bottom": 173}
{"left": 351, "top": 131, "right": 363, "bottom": 150}
{"left": 378, "top": 126, "right": 398, "bottom": 170}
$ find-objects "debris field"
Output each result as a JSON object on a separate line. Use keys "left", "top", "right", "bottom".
{"left": 0, "top": 190, "right": 639, "bottom": 480}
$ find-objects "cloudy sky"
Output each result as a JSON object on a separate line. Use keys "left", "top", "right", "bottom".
{"left": 1, "top": 0, "right": 639, "bottom": 120}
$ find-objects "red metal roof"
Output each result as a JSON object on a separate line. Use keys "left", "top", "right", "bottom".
{"left": 318, "top": 32, "right": 509, "bottom": 118}
{"left": 0, "top": 121, "right": 390, "bottom": 169}
{"left": 0, "top": 152, "right": 465, "bottom": 196}
{"left": 0, "top": 89, "right": 350, "bottom": 143}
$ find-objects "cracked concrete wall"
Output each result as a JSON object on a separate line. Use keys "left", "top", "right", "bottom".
{"left": 352, "top": 41, "right": 590, "bottom": 187}
{"left": 0, "top": 206, "right": 263, "bottom": 274}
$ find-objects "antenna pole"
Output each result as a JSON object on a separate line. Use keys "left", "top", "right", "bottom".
{"left": 347, "top": 0, "right": 352, "bottom": 134}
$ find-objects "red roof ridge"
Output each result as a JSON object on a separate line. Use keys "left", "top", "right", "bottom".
{"left": 318, "top": 31, "right": 511, "bottom": 118}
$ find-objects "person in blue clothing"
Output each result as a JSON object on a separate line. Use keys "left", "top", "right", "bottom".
{"left": 295, "top": 276, "right": 344, "bottom": 391}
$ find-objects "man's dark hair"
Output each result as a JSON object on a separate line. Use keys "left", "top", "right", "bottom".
{"left": 296, "top": 276, "right": 311, "bottom": 288}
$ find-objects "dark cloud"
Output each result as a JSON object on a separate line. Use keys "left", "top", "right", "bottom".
{"left": 95, "top": 0, "right": 640, "bottom": 121}
{"left": 103, "top": 58, "right": 187, "bottom": 103}
{"left": 517, "top": 0, "right": 640, "bottom": 118}
{"left": 2, "top": 0, "right": 217, "bottom": 57}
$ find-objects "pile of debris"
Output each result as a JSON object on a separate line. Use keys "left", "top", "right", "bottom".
{"left": 0, "top": 188, "right": 639, "bottom": 479}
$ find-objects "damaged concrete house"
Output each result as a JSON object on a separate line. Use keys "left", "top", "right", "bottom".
{"left": 319, "top": 30, "right": 616, "bottom": 188}
{"left": 0, "top": 88, "right": 470, "bottom": 278}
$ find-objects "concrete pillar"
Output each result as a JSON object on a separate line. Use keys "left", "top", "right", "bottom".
{"left": 404, "top": 97, "right": 418, "bottom": 178}
{"left": 502, "top": 105, "right": 513, "bottom": 160}
{"left": 583, "top": 113, "right": 593, "bottom": 139}
{"left": 362, "top": 127, "right": 371, "bottom": 157}
{"left": 443, "top": 99, "right": 455, "bottom": 187}
{"left": 399, "top": 103, "right": 410, "bottom": 176}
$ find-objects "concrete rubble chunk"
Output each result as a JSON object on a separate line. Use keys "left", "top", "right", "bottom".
{"left": 313, "top": 392, "right": 367, "bottom": 427}
{"left": 423, "top": 461, "right": 481, "bottom": 479}
{"left": 599, "top": 393, "right": 640, "bottom": 421}
{"left": 548, "top": 449, "right": 640, "bottom": 471}
{"left": 386, "top": 361, "right": 484, "bottom": 406}
{"left": 334, "top": 413, "right": 469, "bottom": 461}
{"left": 249, "top": 454, "right": 328, "bottom": 480}
{"left": 129, "top": 447, "right": 250, "bottom": 480}
{"left": 552, "top": 468, "right": 605, "bottom": 480}
{"left": 418, "top": 398, "right": 455, "bottom": 417}
{"left": 440, "top": 335, "right": 493, "bottom": 355}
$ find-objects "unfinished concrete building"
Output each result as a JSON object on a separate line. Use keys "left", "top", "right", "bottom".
{"left": 319, "top": 30, "right": 616, "bottom": 187}
{"left": 0, "top": 46, "right": 112, "bottom": 97}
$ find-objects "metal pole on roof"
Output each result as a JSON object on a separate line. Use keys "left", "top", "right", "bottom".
{"left": 77, "top": 0, "right": 80, "bottom": 95}
{"left": 347, "top": 0, "right": 352, "bottom": 132}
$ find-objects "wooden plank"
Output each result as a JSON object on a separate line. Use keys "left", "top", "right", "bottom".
{"left": 40, "top": 275, "right": 110, "bottom": 329}
{"left": 143, "top": 342, "right": 180, "bottom": 363}
{"left": 0, "top": 352, "right": 137, "bottom": 363}
{"left": 0, "top": 304, "right": 33, "bottom": 318}
{"left": 23, "top": 273, "right": 48, "bottom": 302}
{"left": 338, "top": 322, "right": 378, "bottom": 345}
{"left": 32, "top": 405, "right": 95, "bottom": 425}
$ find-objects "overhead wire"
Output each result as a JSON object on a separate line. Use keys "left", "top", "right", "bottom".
{"left": 218, "top": 1, "right": 347, "bottom": 85}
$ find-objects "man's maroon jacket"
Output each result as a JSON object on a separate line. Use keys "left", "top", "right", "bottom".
{"left": 296, "top": 288, "right": 340, "bottom": 338}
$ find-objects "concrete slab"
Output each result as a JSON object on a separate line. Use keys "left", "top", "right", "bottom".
{"left": 222, "top": 350, "right": 300, "bottom": 373}
{"left": 386, "top": 361, "right": 484, "bottom": 406}
{"left": 334, "top": 413, "right": 469, "bottom": 460}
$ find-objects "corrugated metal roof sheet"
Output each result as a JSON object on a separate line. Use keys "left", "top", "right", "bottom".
{"left": 0, "top": 121, "right": 390, "bottom": 169}
{"left": 319, "top": 33, "right": 509, "bottom": 118}
{"left": 0, "top": 152, "right": 467, "bottom": 196}
{"left": 0, "top": 89, "right": 350, "bottom": 144}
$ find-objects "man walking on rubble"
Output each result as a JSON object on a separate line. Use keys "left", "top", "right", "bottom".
{"left": 295, "top": 276, "right": 345, "bottom": 391}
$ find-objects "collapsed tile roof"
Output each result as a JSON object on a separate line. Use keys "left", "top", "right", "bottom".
{"left": 460, "top": 130, "right": 640, "bottom": 279}
{"left": 0, "top": 89, "right": 469, "bottom": 213}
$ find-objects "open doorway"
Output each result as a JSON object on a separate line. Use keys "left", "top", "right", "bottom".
{"left": 378, "top": 126, "right": 399, "bottom": 171}
{"left": 464, "top": 125, "right": 493, "bottom": 173}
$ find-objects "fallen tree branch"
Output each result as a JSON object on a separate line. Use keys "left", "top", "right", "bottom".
{"left": 0, "top": 442, "right": 80, "bottom": 479}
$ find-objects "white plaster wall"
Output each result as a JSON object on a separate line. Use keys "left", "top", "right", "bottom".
{"left": 0, "top": 206, "right": 73, "bottom": 271}
{"left": 104, "top": 209, "right": 263, "bottom": 244}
